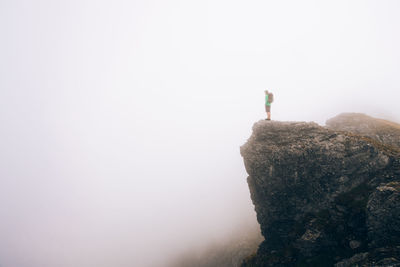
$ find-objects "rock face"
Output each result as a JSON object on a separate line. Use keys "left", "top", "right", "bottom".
{"left": 326, "top": 113, "right": 400, "bottom": 149}
{"left": 240, "top": 116, "right": 400, "bottom": 266}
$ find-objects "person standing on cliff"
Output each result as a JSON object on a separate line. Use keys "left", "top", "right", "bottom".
{"left": 265, "top": 90, "right": 273, "bottom": 120}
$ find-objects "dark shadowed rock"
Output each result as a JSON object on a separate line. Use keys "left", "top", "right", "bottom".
{"left": 240, "top": 118, "right": 400, "bottom": 266}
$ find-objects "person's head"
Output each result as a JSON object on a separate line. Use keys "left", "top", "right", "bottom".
{"left": 264, "top": 90, "right": 269, "bottom": 94}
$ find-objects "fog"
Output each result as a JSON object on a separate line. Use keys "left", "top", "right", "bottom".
{"left": 1, "top": 0, "right": 399, "bottom": 266}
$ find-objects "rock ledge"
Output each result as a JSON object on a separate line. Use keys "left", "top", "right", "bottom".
{"left": 241, "top": 117, "right": 400, "bottom": 266}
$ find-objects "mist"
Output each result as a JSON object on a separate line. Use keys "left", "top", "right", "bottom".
{"left": 1, "top": 0, "right": 400, "bottom": 266}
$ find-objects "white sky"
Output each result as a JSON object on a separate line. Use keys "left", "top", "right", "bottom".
{"left": 1, "top": 0, "right": 400, "bottom": 266}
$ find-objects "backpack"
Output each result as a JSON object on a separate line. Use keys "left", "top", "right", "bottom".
{"left": 268, "top": 93, "right": 274, "bottom": 103}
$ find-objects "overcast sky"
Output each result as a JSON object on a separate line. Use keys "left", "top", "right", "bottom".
{"left": 1, "top": 0, "right": 400, "bottom": 266}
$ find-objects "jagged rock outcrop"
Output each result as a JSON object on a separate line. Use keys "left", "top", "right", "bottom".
{"left": 326, "top": 113, "right": 400, "bottom": 149}
{"left": 240, "top": 116, "right": 400, "bottom": 266}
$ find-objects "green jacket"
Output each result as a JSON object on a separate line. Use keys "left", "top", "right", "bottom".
{"left": 265, "top": 94, "right": 271, "bottom": 106}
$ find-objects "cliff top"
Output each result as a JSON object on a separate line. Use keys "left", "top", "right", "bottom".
{"left": 326, "top": 113, "right": 400, "bottom": 149}
{"left": 240, "top": 113, "right": 400, "bottom": 267}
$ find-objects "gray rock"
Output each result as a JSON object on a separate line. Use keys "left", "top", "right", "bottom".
{"left": 326, "top": 113, "right": 400, "bottom": 149}
{"left": 240, "top": 115, "right": 400, "bottom": 266}
{"left": 334, "top": 252, "right": 368, "bottom": 267}
{"left": 349, "top": 240, "right": 361, "bottom": 249}
{"left": 367, "top": 182, "right": 400, "bottom": 249}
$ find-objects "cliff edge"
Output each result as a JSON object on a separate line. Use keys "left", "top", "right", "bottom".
{"left": 240, "top": 115, "right": 400, "bottom": 266}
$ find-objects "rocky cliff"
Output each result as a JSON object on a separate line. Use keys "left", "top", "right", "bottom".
{"left": 326, "top": 113, "right": 400, "bottom": 149}
{"left": 240, "top": 115, "right": 400, "bottom": 266}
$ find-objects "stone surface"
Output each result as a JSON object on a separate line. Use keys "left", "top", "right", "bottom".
{"left": 326, "top": 113, "right": 400, "bottom": 149}
{"left": 240, "top": 115, "right": 400, "bottom": 266}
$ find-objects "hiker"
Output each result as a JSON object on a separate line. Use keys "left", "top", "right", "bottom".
{"left": 264, "top": 90, "right": 273, "bottom": 120}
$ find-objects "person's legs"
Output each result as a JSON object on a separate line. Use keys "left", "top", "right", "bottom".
{"left": 266, "top": 105, "right": 271, "bottom": 120}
